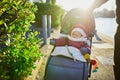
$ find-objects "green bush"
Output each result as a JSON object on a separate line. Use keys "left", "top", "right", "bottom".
{"left": 0, "top": 1, "right": 42, "bottom": 80}
{"left": 0, "top": 32, "right": 42, "bottom": 80}
{"left": 34, "top": 2, "right": 64, "bottom": 28}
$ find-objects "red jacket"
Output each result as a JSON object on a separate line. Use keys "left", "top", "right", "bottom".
{"left": 54, "top": 38, "right": 89, "bottom": 50}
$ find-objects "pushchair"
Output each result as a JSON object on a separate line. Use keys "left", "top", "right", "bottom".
{"left": 44, "top": 8, "right": 96, "bottom": 80}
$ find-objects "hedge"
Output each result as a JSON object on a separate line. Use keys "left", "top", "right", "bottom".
{"left": 34, "top": 3, "right": 64, "bottom": 28}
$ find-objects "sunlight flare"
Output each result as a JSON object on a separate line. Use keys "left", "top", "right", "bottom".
{"left": 77, "top": 0, "right": 94, "bottom": 9}
{"left": 57, "top": 0, "right": 94, "bottom": 10}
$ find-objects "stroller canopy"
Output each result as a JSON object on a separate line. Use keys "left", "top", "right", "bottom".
{"left": 61, "top": 8, "right": 95, "bottom": 36}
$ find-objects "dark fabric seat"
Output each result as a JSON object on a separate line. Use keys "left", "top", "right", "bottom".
{"left": 44, "top": 56, "right": 89, "bottom": 80}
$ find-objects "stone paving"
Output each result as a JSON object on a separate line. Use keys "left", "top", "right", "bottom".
{"left": 89, "top": 35, "right": 115, "bottom": 80}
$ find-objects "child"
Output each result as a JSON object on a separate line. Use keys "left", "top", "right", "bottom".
{"left": 50, "top": 24, "right": 90, "bottom": 55}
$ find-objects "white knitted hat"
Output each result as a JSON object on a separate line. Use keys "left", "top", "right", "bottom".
{"left": 71, "top": 28, "right": 87, "bottom": 37}
{"left": 58, "top": 28, "right": 88, "bottom": 42}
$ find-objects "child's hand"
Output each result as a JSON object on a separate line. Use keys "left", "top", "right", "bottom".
{"left": 80, "top": 47, "right": 90, "bottom": 55}
{"left": 50, "top": 39, "right": 55, "bottom": 45}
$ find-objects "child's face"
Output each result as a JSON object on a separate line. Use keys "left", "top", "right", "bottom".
{"left": 71, "top": 31, "right": 82, "bottom": 38}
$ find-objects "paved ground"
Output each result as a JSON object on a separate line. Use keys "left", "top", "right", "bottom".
{"left": 89, "top": 36, "right": 115, "bottom": 80}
